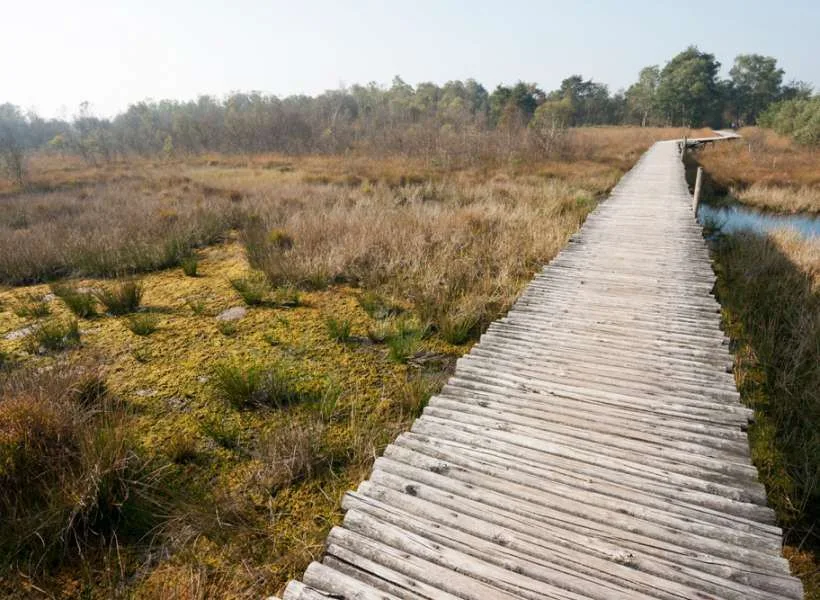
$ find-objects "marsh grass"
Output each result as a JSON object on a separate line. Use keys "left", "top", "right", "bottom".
{"left": 229, "top": 275, "right": 268, "bottom": 306}
{"left": 51, "top": 284, "right": 97, "bottom": 318}
{"left": 181, "top": 255, "right": 199, "bottom": 277}
{"left": 95, "top": 280, "right": 143, "bottom": 315}
{"left": 253, "top": 417, "right": 329, "bottom": 491}
{"left": 200, "top": 414, "right": 242, "bottom": 450}
{"left": 185, "top": 295, "right": 207, "bottom": 315}
{"left": 27, "top": 318, "right": 81, "bottom": 352}
{"left": 216, "top": 320, "right": 238, "bottom": 336}
{"left": 0, "top": 365, "right": 175, "bottom": 573}
{"left": 0, "top": 178, "right": 238, "bottom": 284}
{"left": 14, "top": 294, "right": 51, "bottom": 318}
{"left": 126, "top": 313, "right": 160, "bottom": 336}
{"left": 211, "top": 360, "right": 310, "bottom": 409}
{"left": 386, "top": 326, "right": 422, "bottom": 363}
{"left": 712, "top": 231, "right": 819, "bottom": 589}
{"left": 325, "top": 317, "right": 353, "bottom": 343}
{"left": 694, "top": 127, "right": 820, "bottom": 213}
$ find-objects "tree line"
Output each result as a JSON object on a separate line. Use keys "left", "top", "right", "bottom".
{"left": 1, "top": 46, "right": 815, "bottom": 182}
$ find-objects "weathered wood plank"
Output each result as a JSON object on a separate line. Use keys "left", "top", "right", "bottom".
{"left": 280, "top": 138, "right": 804, "bottom": 600}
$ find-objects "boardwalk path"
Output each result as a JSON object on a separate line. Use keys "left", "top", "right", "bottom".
{"left": 280, "top": 140, "right": 804, "bottom": 599}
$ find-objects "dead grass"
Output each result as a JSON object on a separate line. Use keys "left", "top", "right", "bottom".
{"left": 695, "top": 127, "right": 820, "bottom": 213}
{"left": 0, "top": 126, "right": 694, "bottom": 598}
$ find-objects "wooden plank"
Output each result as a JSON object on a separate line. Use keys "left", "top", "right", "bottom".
{"left": 277, "top": 137, "right": 804, "bottom": 599}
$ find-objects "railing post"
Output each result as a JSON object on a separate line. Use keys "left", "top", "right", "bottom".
{"left": 693, "top": 166, "right": 703, "bottom": 216}
{"left": 681, "top": 136, "right": 687, "bottom": 160}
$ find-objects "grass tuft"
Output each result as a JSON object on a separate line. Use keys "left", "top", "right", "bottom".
{"left": 51, "top": 284, "right": 97, "bottom": 318}
{"left": 125, "top": 313, "right": 159, "bottom": 336}
{"left": 27, "top": 319, "right": 81, "bottom": 352}
{"left": 180, "top": 255, "right": 199, "bottom": 277}
{"left": 229, "top": 275, "right": 268, "bottom": 306}
{"left": 14, "top": 294, "right": 51, "bottom": 319}
{"left": 211, "top": 360, "right": 308, "bottom": 409}
{"left": 325, "top": 317, "right": 353, "bottom": 343}
{"left": 94, "top": 280, "right": 143, "bottom": 315}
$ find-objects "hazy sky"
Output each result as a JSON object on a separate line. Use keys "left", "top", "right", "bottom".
{"left": 3, "top": 0, "right": 819, "bottom": 118}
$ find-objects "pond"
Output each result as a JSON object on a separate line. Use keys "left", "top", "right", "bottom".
{"left": 698, "top": 200, "right": 820, "bottom": 238}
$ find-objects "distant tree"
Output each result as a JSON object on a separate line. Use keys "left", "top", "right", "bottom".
{"left": 625, "top": 66, "right": 660, "bottom": 126}
{"left": 0, "top": 103, "right": 28, "bottom": 184}
{"left": 549, "top": 75, "right": 613, "bottom": 125}
{"left": 729, "top": 54, "right": 784, "bottom": 125}
{"left": 529, "top": 98, "right": 573, "bottom": 155}
{"left": 780, "top": 80, "right": 814, "bottom": 102}
{"left": 656, "top": 47, "right": 722, "bottom": 127}
{"left": 490, "top": 82, "right": 542, "bottom": 127}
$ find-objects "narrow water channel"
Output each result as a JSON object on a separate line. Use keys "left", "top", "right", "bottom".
{"left": 697, "top": 200, "right": 820, "bottom": 238}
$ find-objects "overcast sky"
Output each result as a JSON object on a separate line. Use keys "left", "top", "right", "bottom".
{"left": 3, "top": 0, "right": 818, "bottom": 118}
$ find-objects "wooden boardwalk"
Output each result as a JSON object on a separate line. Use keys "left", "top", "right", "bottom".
{"left": 280, "top": 140, "right": 804, "bottom": 599}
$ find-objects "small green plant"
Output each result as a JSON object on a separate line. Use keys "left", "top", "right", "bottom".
{"left": 126, "top": 313, "right": 159, "bottom": 336}
{"left": 367, "top": 321, "right": 392, "bottom": 343}
{"left": 95, "top": 280, "right": 143, "bottom": 315}
{"left": 212, "top": 360, "right": 306, "bottom": 409}
{"left": 201, "top": 415, "right": 242, "bottom": 450}
{"left": 438, "top": 312, "right": 480, "bottom": 345}
{"left": 217, "top": 320, "right": 238, "bottom": 336}
{"left": 325, "top": 317, "right": 353, "bottom": 343}
{"left": 357, "top": 291, "right": 402, "bottom": 320}
{"left": 51, "top": 284, "right": 96, "bottom": 318}
{"left": 386, "top": 321, "right": 422, "bottom": 363}
{"left": 263, "top": 332, "right": 280, "bottom": 346}
{"left": 181, "top": 255, "right": 199, "bottom": 277}
{"left": 14, "top": 294, "right": 51, "bottom": 319}
{"left": 273, "top": 286, "right": 301, "bottom": 307}
{"left": 166, "top": 433, "right": 198, "bottom": 464}
{"left": 27, "top": 319, "right": 81, "bottom": 352}
{"left": 230, "top": 275, "right": 268, "bottom": 306}
{"left": 185, "top": 296, "right": 207, "bottom": 315}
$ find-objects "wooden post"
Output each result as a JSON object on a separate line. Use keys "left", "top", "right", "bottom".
{"left": 693, "top": 166, "right": 703, "bottom": 215}
{"left": 681, "top": 136, "right": 687, "bottom": 160}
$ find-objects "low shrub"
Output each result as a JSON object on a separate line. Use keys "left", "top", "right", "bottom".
{"left": 95, "top": 280, "right": 143, "bottom": 315}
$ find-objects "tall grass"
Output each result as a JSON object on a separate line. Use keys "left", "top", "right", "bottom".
{"left": 694, "top": 127, "right": 820, "bottom": 213}
{"left": 242, "top": 177, "right": 592, "bottom": 340}
{"left": 0, "top": 178, "right": 238, "bottom": 284}
{"left": 0, "top": 365, "right": 173, "bottom": 573}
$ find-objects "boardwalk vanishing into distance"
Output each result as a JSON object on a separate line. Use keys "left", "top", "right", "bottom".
{"left": 278, "top": 138, "right": 804, "bottom": 599}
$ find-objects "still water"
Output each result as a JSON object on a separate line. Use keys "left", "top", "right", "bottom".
{"left": 698, "top": 201, "right": 820, "bottom": 238}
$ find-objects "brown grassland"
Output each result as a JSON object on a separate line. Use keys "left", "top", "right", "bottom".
{"left": 0, "top": 126, "right": 753, "bottom": 598}
{"left": 691, "top": 132, "right": 820, "bottom": 597}
{"left": 695, "top": 127, "right": 820, "bottom": 213}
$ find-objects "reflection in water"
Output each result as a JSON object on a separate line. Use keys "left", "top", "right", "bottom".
{"left": 698, "top": 201, "right": 819, "bottom": 238}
